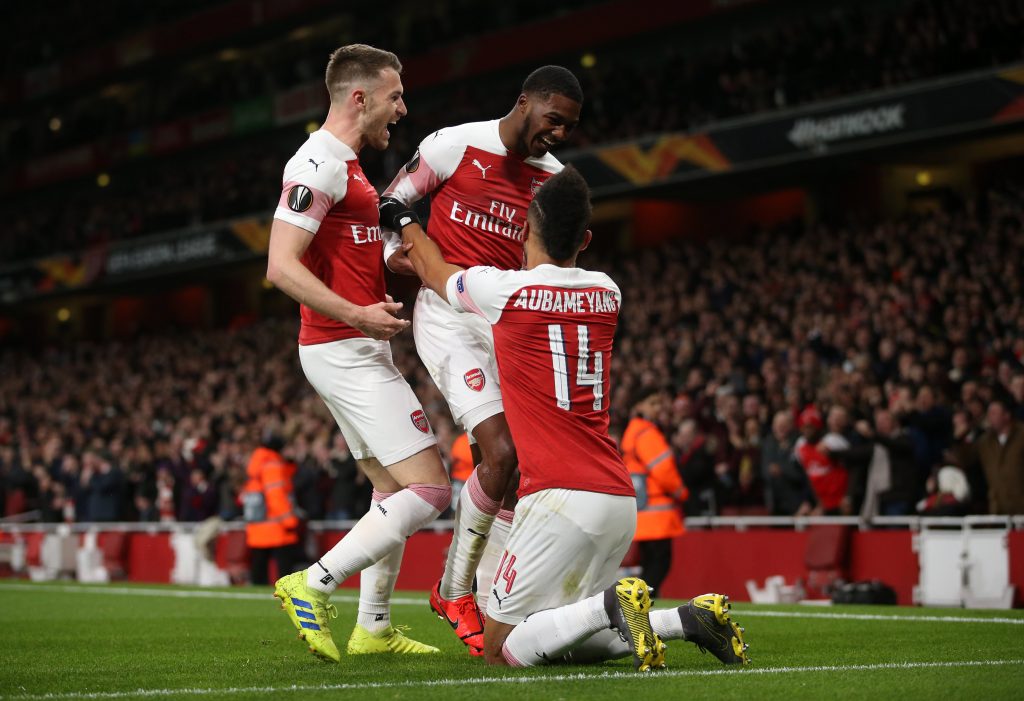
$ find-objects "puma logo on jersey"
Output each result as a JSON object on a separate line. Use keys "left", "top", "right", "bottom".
{"left": 471, "top": 159, "right": 492, "bottom": 179}
{"left": 351, "top": 173, "right": 365, "bottom": 184}
{"left": 492, "top": 588, "right": 510, "bottom": 609}
{"left": 308, "top": 158, "right": 324, "bottom": 171}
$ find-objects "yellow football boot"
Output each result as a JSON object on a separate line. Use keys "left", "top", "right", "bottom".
{"left": 273, "top": 570, "right": 341, "bottom": 662}
{"left": 346, "top": 623, "right": 440, "bottom": 654}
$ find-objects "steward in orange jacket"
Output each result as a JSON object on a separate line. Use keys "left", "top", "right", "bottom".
{"left": 242, "top": 438, "right": 302, "bottom": 584}
{"left": 450, "top": 432, "right": 474, "bottom": 484}
{"left": 621, "top": 388, "right": 688, "bottom": 594}
{"left": 448, "top": 431, "right": 474, "bottom": 514}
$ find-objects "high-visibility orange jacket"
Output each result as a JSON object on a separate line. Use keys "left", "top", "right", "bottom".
{"left": 450, "top": 432, "right": 474, "bottom": 483}
{"left": 242, "top": 447, "right": 299, "bottom": 549}
{"left": 622, "top": 417, "right": 688, "bottom": 541}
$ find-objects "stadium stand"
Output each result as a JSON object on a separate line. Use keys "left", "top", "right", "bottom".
{"left": 3, "top": 0, "right": 1022, "bottom": 263}
{"left": 1, "top": 0, "right": 1023, "bottom": 530}
{"left": 2, "top": 183, "right": 1023, "bottom": 520}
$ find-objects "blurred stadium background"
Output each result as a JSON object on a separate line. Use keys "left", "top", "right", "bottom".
{"left": 1, "top": 0, "right": 1023, "bottom": 611}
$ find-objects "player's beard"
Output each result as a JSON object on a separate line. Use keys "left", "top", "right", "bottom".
{"left": 363, "top": 99, "right": 392, "bottom": 151}
{"left": 512, "top": 120, "right": 538, "bottom": 159}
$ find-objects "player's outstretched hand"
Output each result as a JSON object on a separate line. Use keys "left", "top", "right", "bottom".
{"left": 387, "top": 247, "right": 418, "bottom": 276}
{"left": 355, "top": 296, "right": 410, "bottom": 340}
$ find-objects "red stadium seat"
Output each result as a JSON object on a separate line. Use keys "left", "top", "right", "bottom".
{"left": 804, "top": 525, "right": 851, "bottom": 598}
{"left": 98, "top": 532, "right": 129, "bottom": 580}
{"left": 217, "top": 531, "right": 250, "bottom": 585}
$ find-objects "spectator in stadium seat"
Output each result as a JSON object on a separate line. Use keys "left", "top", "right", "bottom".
{"left": 761, "top": 410, "right": 813, "bottom": 516}
{"left": 134, "top": 491, "right": 159, "bottom": 522}
{"left": 32, "top": 465, "right": 63, "bottom": 523}
{"left": 79, "top": 450, "right": 124, "bottom": 522}
{"left": 916, "top": 465, "right": 971, "bottom": 517}
{"left": 2, "top": 459, "right": 34, "bottom": 518}
{"left": 900, "top": 385, "right": 952, "bottom": 486}
{"left": 292, "top": 437, "right": 331, "bottom": 522}
{"left": 147, "top": 465, "right": 174, "bottom": 522}
{"left": 957, "top": 399, "right": 1024, "bottom": 514}
{"left": 324, "top": 434, "right": 367, "bottom": 521}
{"left": 673, "top": 419, "right": 717, "bottom": 516}
{"left": 1008, "top": 373, "right": 1024, "bottom": 421}
{"left": 179, "top": 467, "right": 218, "bottom": 522}
{"left": 794, "top": 406, "right": 851, "bottom": 515}
{"left": 849, "top": 409, "right": 919, "bottom": 517}
{"left": 717, "top": 416, "right": 765, "bottom": 512}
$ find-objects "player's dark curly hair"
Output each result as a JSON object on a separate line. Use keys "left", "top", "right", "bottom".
{"left": 528, "top": 165, "right": 592, "bottom": 261}
{"left": 522, "top": 65, "right": 584, "bottom": 104}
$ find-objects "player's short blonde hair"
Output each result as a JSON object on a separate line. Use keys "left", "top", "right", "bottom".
{"left": 325, "top": 44, "right": 402, "bottom": 103}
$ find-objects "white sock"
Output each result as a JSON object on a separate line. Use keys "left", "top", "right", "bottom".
{"left": 561, "top": 629, "right": 631, "bottom": 663}
{"left": 355, "top": 543, "right": 404, "bottom": 634}
{"left": 562, "top": 607, "right": 686, "bottom": 663}
{"left": 501, "top": 592, "right": 609, "bottom": 667}
{"left": 650, "top": 607, "right": 685, "bottom": 640}
{"left": 476, "top": 508, "right": 513, "bottom": 615}
{"left": 440, "top": 469, "right": 498, "bottom": 599}
{"left": 307, "top": 484, "right": 449, "bottom": 595}
{"left": 355, "top": 490, "right": 404, "bottom": 635}
{"left": 561, "top": 607, "right": 685, "bottom": 663}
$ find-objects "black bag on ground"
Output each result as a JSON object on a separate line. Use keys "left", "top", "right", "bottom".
{"left": 830, "top": 579, "right": 897, "bottom": 605}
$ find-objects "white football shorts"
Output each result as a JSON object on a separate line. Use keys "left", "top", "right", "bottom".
{"left": 485, "top": 488, "right": 637, "bottom": 625}
{"left": 298, "top": 337, "right": 437, "bottom": 466}
{"left": 413, "top": 286, "right": 504, "bottom": 433}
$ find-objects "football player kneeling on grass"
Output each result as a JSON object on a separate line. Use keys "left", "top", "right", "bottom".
{"left": 389, "top": 165, "right": 750, "bottom": 669}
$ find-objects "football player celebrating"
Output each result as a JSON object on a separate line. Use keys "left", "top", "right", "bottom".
{"left": 266, "top": 44, "right": 449, "bottom": 662}
{"left": 379, "top": 65, "right": 582, "bottom": 656}
{"left": 383, "top": 166, "right": 750, "bottom": 668}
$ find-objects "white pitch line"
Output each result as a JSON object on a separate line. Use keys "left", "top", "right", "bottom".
{"left": 1, "top": 659, "right": 1021, "bottom": 701}
{"left": 2, "top": 582, "right": 1022, "bottom": 626}
{"left": 735, "top": 609, "right": 1024, "bottom": 625}
{"left": 0, "top": 582, "right": 422, "bottom": 606}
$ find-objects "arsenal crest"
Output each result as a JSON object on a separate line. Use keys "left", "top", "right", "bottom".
{"left": 410, "top": 409, "right": 430, "bottom": 433}
{"left": 530, "top": 177, "right": 544, "bottom": 195}
{"left": 464, "top": 368, "right": 486, "bottom": 392}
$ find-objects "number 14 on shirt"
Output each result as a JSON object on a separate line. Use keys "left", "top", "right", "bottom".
{"left": 547, "top": 323, "right": 604, "bottom": 411}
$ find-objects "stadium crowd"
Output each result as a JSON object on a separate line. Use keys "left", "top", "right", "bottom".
{"left": 2, "top": 182, "right": 1023, "bottom": 522}
{"left": 4, "top": 0, "right": 1023, "bottom": 264}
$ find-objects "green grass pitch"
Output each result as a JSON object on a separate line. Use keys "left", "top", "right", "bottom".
{"left": 0, "top": 580, "right": 1021, "bottom": 700}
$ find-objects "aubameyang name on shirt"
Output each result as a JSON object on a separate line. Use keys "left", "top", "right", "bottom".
{"left": 449, "top": 199, "right": 524, "bottom": 242}
{"left": 511, "top": 288, "right": 619, "bottom": 313}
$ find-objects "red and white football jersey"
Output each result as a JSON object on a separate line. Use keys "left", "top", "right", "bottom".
{"left": 795, "top": 433, "right": 850, "bottom": 511}
{"left": 382, "top": 120, "right": 562, "bottom": 271}
{"left": 445, "top": 264, "right": 633, "bottom": 499}
{"left": 274, "top": 130, "right": 385, "bottom": 346}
